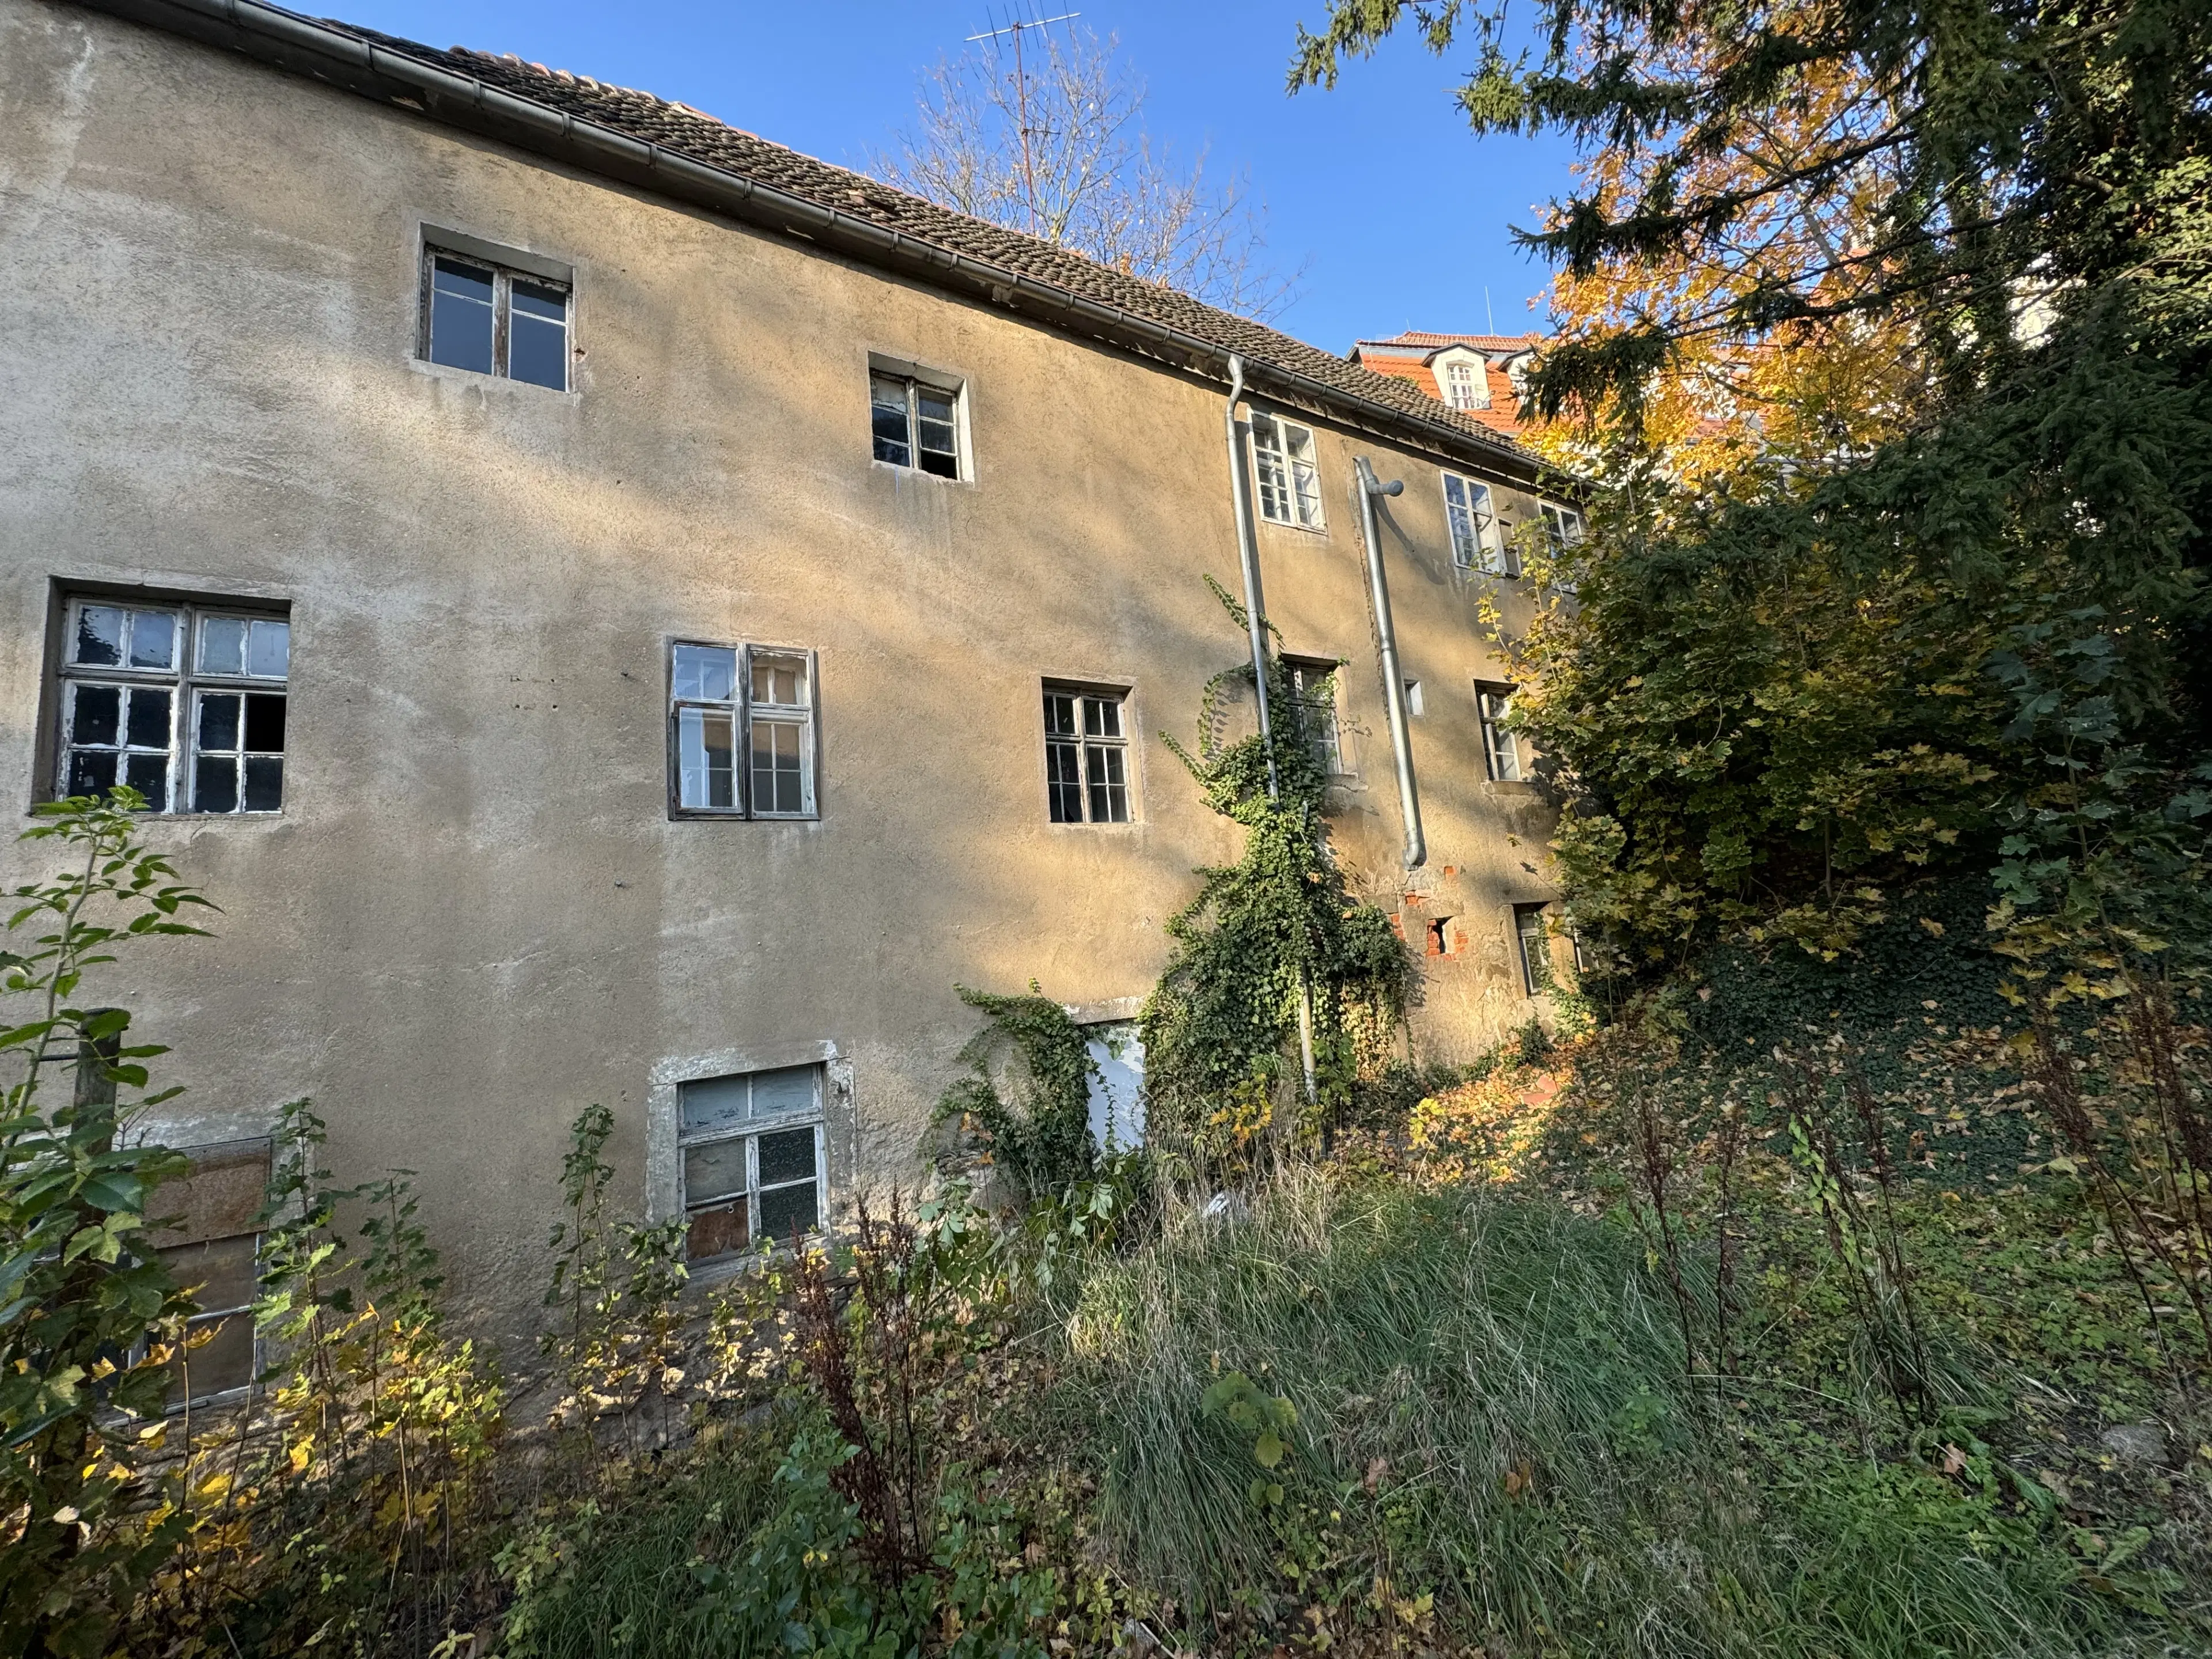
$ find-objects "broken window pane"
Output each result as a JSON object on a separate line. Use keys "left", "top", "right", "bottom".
{"left": 67, "top": 750, "right": 117, "bottom": 797}
{"left": 74, "top": 605, "right": 124, "bottom": 666}
{"left": 429, "top": 257, "right": 496, "bottom": 374}
{"left": 125, "top": 687, "right": 172, "bottom": 749}
{"left": 71, "top": 684, "right": 120, "bottom": 747}
{"left": 677, "top": 706, "right": 737, "bottom": 810}
{"left": 506, "top": 280, "right": 569, "bottom": 391}
{"left": 673, "top": 644, "right": 737, "bottom": 704}
{"left": 124, "top": 752, "right": 169, "bottom": 806}
{"left": 242, "top": 694, "right": 285, "bottom": 754}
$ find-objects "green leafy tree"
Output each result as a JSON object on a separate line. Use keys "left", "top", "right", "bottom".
{"left": 0, "top": 790, "right": 213, "bottom": 1657}
{"left": 1293, "top": 0, "right": 2212, "bottom": 973}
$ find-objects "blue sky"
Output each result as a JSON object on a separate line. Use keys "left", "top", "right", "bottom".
{"left": 328, "top": 0, "right": 1580, "bottom": 356}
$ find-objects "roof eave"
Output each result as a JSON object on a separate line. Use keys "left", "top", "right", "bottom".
{"left": 74, "top": 0, "right": 1541, "bottom": 483}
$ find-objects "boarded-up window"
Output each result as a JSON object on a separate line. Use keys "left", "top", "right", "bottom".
{"left": 147, "top": 1137, "right": 271, "bottom": 1406}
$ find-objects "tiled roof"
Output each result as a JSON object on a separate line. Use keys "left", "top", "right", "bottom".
{"left": 1354, "top": 331, "right": 1544, "bottom": 355}
{"left": 88, "top": 0, "right": 1530, "bottom": 471}
{"left": 1357, "top": 350, "right": 1528, "bottom": 437}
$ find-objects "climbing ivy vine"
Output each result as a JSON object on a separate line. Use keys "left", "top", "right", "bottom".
{"left": 1139, "top": 580, "right": 1415, "bottom": 1144}
{"left": 931, "top": 985, "right": 1098, "bottom": 1205}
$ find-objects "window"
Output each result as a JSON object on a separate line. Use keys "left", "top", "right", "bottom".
{"left": 1084, "top": 1021, "right": 1147, "bottom": 1152}
{"left": 1251, "top": 412, "right": 1324, "bottom": 529}
{"left": 1443, "top": 474, "right": 1511, "bottom": 574}
{"left": 1441, "top": 357, "right": 1491, "bottom": 411}
{"left": 1404, "top": 680, "right": 1425, "bottom": 717}
{"left": 1043, "top": 687, "right": 1131, "bottom": 824}
{"left": 870, "top": 372, "right": 963, "bottom": 478}
{"left": 1515, "top": 903, "right": 1554, "bottom": 996}
{"left": 421, "top": 246, "right": 570, "bottom": 390}
{"left": 669, "top": 642, "right": 819, "bottom": 819}
{"left": 149, "top": 1137, "right": 272, "bottom": 1406}
{"left": 1476, "top": 681, "right": 1520, "bottom": 782}
{"left": 1282, "top": 656, "right": 1344, "bottom": 775}
{"left": 55, "top": 598, "right": 290, "bottom": 813}
{"left": 1539, "top": 502, "right": 1586, "bottom": 552}
{"left": 1426, "top": 915, "right": 1457, "bottom": 957}
{"left": 677, "top": 1065, "right": 826, "bottom": 1261}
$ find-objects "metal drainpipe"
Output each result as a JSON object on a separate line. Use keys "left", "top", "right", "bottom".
{"left": 1355, "top": 457, "right": 1427, "bottom": 870}
{"left": 1224, "top": 358, "right": 1316, "bottom": 1102}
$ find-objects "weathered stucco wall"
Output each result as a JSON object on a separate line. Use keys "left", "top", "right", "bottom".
{"left": 0, "top": 0, "right": 1567, "bottom": 1330}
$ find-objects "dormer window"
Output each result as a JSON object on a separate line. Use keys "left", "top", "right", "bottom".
{"left": 1435, "top": 352, "right": 1492, "bottom": 412}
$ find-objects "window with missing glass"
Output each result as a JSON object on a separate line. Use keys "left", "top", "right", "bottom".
{"left": 669, "top": 641, "right": 819, "bottom": 819}
{"left": 1444, "top": 473, "right": 1512, "bottom": 574}
{"left": 677, "top": 1065, "right": 826, "bottom": 1261}
{"left": 420, "top": 244, "right": 571, "bottom": 391}
{"left": 1282, "top": 656, "right": 1345, "bottom": 775}
{"left": 870, "top": 372, "right": 963, "bottom": 478}
{"left": 1251, "top": 412, "right": 1325, "bottom": 529}
{"left": 1043, "top": 687, "right": 1131, "bottom": 824}
{"left": 54, "top": 597, "right": 290, "bottom": 813}
{"left": 1476, "top": 681, "right": 1520, "bottom": 783}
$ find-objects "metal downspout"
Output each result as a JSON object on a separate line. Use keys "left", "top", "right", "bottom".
{"left": 1355, "top": 457, "right": 1427, "bottom": 870}
{"left": 1224, "top": 357, "right": 1317, "bottom": 1101}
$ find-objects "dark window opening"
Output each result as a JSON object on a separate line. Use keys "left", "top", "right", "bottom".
{"left": 422, "top": 247, "right": 571, "bottom": 390}
{"left": 870, "top": 372, "right": 963, "bottom": 478}
{"left": 1515, "top": 903, "right": 1553, "bottom": 996}
{"left": 1044, "top": 688, "right": 1130, "bottom": 823}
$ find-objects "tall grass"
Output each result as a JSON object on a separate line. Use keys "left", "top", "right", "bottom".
{"left": 1061, "top": 1174, "right": 2141, "bottom": 1657}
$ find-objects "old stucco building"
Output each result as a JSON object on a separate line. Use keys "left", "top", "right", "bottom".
{"left": 0, "top": 0, "right": 1577, "bottom": 1347}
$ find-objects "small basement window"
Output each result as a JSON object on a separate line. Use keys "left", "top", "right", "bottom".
{"left": 147, "top": 1136, "right": 274, "bottom": 1407}
{"left": 1515, "top": 903, "right": 1554, "bottom": 996}
{"left": 421, "top": 242, "right": 571, "bottom": 390}
{"left": 669, "top": 641, "right": 819, "bottom": 819}
{"left": 870, "top": 370, "right": 964, "bottom": 479}
{"left": 1043, "top": 685, "right": 1131, "bottom": 824}
{"left": 1251, "top": 412, "right": 1324, "bottom": 529}
{"left": 55, "top": 596, "right": 290, "bottom": 813}
{"left": 1476, "top": 681, "right": 1521, "bottom": 783}
{"left": 678, "top": 1064, "right": 826, "bottom": 1260}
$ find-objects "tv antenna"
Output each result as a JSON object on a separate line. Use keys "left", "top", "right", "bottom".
{"left": 967, "top": 7, "right": 1080, "bottom": 237}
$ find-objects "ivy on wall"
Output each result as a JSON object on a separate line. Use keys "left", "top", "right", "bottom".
{"left": 1138, "top": 581, "right": 1416, "bottom": 1141}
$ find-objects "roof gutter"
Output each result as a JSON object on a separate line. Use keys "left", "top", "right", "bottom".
{"left": 74, "top": 0, "right": 1539, "bottom": 483}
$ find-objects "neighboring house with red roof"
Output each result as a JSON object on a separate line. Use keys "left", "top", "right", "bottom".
{"left": 1350, "top": 332, "right": 1546, "bottom": 438}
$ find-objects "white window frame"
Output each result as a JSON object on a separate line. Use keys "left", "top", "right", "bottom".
{"left": 869, "top": 369, "right": 967, "bottom": 480}
{"left": 675, "top": 1065, "right": 828, "bottom": 1262}
{"left": 53, "top": 596, "right": 291, "bottom": 815}
{"left": 1251, "top": 412, "right": 1325, "bottom": 530}
{"left": 1539, "top": 502, "right": 1586, "bottom": 552}
{"left": 1282, "top": 655, "right": 1347, "bottom": 776}
{"left": 668, "top": 640, "right": 821, "bottom": 821}
{"left": 1043, "top": 684, "right": 1132, "bottom": 824}
{"left": 1443, "top": 472, "right": 1512, "bottom": 575}
{"left": 418, "top": 242, "right": 571, "bottom": 391}
{"left": 1437, "top": 352, "right": 1492, "bottom": 411}
{"left": 1476, "top": 681, "right": 1521, "bottom": 782}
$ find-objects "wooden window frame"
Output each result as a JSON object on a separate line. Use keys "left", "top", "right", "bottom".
{"left": 1251, "top": 412, "right": 1326, "bottom": 531}
{"left": 1042, "top": 683, "right": 1133, "bottom": 825}
{"left": 666, "top": 639, "right": 822, "bottom": 822}
{"left": 1476, "top": 681, "right": 1521, "bottom": 783}
{"left": 676, "top": 1066, "right": 828, "bottom": 1263}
